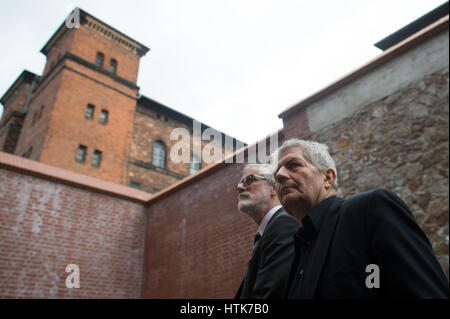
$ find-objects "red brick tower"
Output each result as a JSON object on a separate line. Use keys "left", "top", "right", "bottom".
{"left": 6, "top": 8, "right": 149, "bottom": 184}
{"left": 0, "top": 8, "right": 244, "bottom": 192}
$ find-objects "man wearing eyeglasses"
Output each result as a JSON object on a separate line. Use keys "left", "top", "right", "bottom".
{"left": 234, "top": 163, "right": 299, "bottom": 299}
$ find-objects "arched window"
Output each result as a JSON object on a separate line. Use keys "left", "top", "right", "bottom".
{"left": 190, "top": 155, "right": 201, "bottom": 174}
{"left": 109, "top": 59, "right": 117, "bottom": 74}
{"left": 152, "top": 141, "right": 166, "bottom": 168}
{"left": 95, "top": 52, "right": 104, "bottom": 67}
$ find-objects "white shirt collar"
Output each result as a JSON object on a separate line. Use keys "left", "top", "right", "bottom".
{"left": 256, "top": 204, "right": 282, "bottom": 237}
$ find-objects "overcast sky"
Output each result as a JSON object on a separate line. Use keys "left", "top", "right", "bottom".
{"left": 0, "top": 0, "right": 446, "bottom": 144}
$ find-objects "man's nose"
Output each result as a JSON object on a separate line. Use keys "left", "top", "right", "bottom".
{"left": 236, "top": 182, "right": 246, "bottom": 192}
{"left": 275, "top": 166, "right": 289, "bottom": 183}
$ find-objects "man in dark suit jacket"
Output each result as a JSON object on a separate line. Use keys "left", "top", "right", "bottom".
{"left": 272, "top": 138, "right": 448, "bottom": 298}
{"left": 235, "top": 163, "right": 300, "bottom": 299}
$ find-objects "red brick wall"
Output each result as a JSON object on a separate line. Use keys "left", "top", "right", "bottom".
{"left": 0, "top": 153, "right": 148, "bottom": 298}
{"left": 37, "top": 65, "right": 137, "bottom": 184}
{"left": 0, "top": 82, "right": 31, "bottom": 122}
{"left": 42, "top": 19, "right": 141, "bottom": 85}
{"left": 141, "top": 161, "right": 256, "bottom": 298}
{"left": 70, "top": 21, "right": 140, "bottom": 84}
{"left": 282, "top": 107, "right": 311, "bottom": 140}
{"left": 0, "top": 118, "right": 24, "bottom": 153}
{"left": 0, "top": 125, "right": 10, "bottom": 152}
{"left": 42, "top": 29, "right": 76, "bottom": 76}
{"left": 13, "top": 16, "right": 142, "bottom": 184}
{"left": 0, "top": 79, "right": 32, "bottom": 154}
{"left": 128, "top": 103, "right": 235, "bottom": 193}
{"left": 14, "top": 69, "right": 63, "bottom": 161}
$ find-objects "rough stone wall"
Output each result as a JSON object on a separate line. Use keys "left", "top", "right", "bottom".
{"left": 306, "top": 68, "right": 449, "bottom": 278}
{"left": 0, "top": 167, "right": 146, "bottom": 298}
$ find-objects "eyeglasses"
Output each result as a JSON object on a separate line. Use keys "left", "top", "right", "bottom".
{"left": 236, "top": 174, "right": 269, "bottom": 190}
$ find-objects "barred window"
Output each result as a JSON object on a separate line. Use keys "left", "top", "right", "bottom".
{"left": 99, "top": 109, "right": 108, "bottom": 124}
{"left": 95, "top": 52, "right": 104, "bottom": 67}
{"left": 152, "top": 141, "right": 166, "bottom": 168}
{"left": 85, "top": 104, "right": 95, "bottom": 119}
{"left": 76, "top": 145, "right": 87, "bottom": 162}
{"left": 109, "top": 59, "right": 117, "bottom": 74}
{"left": 92, "top": 150, "right": 102, "bottom": 167}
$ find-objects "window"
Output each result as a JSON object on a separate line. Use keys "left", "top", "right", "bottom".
{"left": 152, "top": 189, "right": 160, "bottom": 194}
{"left": 130, "top": 181, "right": 141, "bottom": 190}
{"left": 38, "top": 105, "right": 45, "bottom": 120}
{"left": 109, "top": 59, "right": 117, "bottom": 74}
{"left": 95, "top": 52, "right": 104, "bottom": 67}
{"left": 152, "top": 141, "right": 166, "bottom": 168}
{"left": 76, "top": 145, "right": 87, "bottom": 162}
{"left": 99, "top": 109, "right": 109, "bottom": 124}
{"left": 85, "top": 104, "right": 95, "bottom": 119}
{"left": 190, "top": 155, "right": 201, "bottom": 174}
{"left": 92, "top": 150, "right": 102, "bottom": 167}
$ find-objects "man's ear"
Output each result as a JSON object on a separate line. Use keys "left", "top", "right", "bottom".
{"left": 323, "top": 168, "right": 336, "bottom": 190}
{"left": 270, "top": 184, "right": 278, "bottom": 197}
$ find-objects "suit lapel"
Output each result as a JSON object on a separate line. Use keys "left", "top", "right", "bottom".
{"left": 265, "top": 207, "right": 284, "bottom": 228}
{"left": 234, "top": 278, "right": 244, "bottom": 299}
{"left": 238, "top": 207, "right": 285, "bottom": 298}
{"left": 302, "top": 197, "right": 344, "bottom": 298}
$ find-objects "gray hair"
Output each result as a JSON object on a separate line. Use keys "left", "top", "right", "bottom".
{"left": 242, "top": 163, "right": 276, "bottom": 184}
{"left": 271, "top": 139, "right": 339, "bottom": 190}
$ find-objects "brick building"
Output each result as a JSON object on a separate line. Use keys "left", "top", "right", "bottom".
{"left": 0, "top": 8, "right": 243, "bottom": 194}
{"left": 0, "top": 5, "right": 448, "bottom": 299}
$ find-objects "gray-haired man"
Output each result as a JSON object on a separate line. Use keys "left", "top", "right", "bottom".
{"left": 272, "top": 138, "right": 448, "bottom": 298}
{"left": 235, "top": 163, "right": 299, "bottom": 299}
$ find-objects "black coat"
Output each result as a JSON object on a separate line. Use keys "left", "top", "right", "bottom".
{"left": 235, "top": 208, "right": 300, "bottom": 298}
{"left": 287, "top": 188, "right": 449, "bottom": 299}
